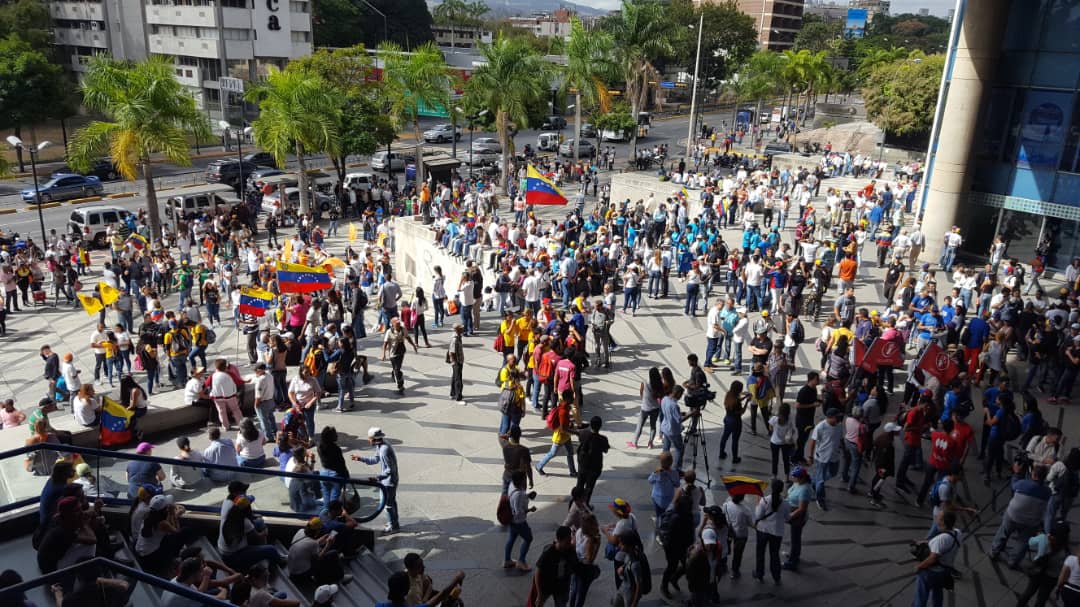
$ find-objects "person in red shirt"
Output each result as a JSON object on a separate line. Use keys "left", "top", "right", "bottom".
{"left": 949, "top": 409, "right": 977, "bottom": 466}
{"left": 916, "top": 419, "right": 957, "bottom": 506}
{"left": 896, "top": 396, "right": 930, "bottom": 491}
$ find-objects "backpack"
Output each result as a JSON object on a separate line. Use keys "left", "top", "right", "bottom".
{"left": 168, "top": 330, "right": 189, "bottom": 356}
{"left": 656, "top": 508, "right": 678, "bottom": 546}
{"left": 205, "top": 327, "right": 217, "bottom": 345}
{"left": 791, "top": 320, "right": 805, "bottom": 344}
{"left": 538, "top": 352, "right": 559, "bottom": 383}
{"left": 631, "top": 546, "right": 652, "bottom": 595}
{"left": 544, "top": 407, "right": 559, "bottom": 431}
{"left": 928, "top": 477, "right": 949, "bottom": 508}
{"left": 1002, "top": 411, "right": 1023, "bottom": 441}
{"left": 496, "top": 494, "right": 512, "bottom": 525}
{"left": 356, "top": 289, "right": 368, "bottom": 309}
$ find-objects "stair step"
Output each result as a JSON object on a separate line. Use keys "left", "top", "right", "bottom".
{"left": 345, "top": 547, "right": 395, "bottom": 607}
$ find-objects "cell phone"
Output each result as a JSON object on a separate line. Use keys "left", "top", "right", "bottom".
{"left": 329, "top": 530, "right": 338, "bottom": 538}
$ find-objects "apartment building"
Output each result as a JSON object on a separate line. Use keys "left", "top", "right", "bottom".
{"left": 506, "top": 8, "right": 574, "bottom": 39}
{"left": 734, "top": 0, "right": 806, "bottom": 49}
{"left": 48, "top": 0, "right": 313, "bottom": 121}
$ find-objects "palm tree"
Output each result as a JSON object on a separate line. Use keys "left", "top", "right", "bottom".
{"left": 468, "top": 34, "right": 552, "bottom": 194}
{"left": 608, "top": 0, "right": 674, "bottom": 158}
{"left": 563, "top": 17, "right": 616, "bottom": 163}
{"left": 379, "top": 41, "right": 451, "bottom": 187}
{"left": 67, "top": 56, "right": 210, "bottom": 241}
{"left": 432, "top": 0, "right": 469, "bottom": 52}
{"left": 245, "top": 66, "right": 339, "bottom": 215}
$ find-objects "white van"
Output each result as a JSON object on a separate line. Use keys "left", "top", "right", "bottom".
{"left": 343, "top": 172, "right": 374, "bottom": 191}
{"left": 67, "top": 206, "right": 132, "bottom": 248}
{"left": 164, "top": 184, "right": 241, "bottom": 220}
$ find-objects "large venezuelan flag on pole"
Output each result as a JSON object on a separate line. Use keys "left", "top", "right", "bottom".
{"left": 524, "top": 164, "right": 568, "bottom": 206}
{"left": 238, "top": 286, "right": 275, "bottom": 317}
{"left": 276, "top": 260, "right": 332, "bottom": 294}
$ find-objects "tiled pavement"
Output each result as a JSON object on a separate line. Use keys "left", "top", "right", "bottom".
{"left": 0, "top": 173, "right": 1074, "bottom": 607}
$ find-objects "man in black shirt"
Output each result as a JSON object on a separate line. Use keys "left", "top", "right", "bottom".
{"left": 532, "top": 526, "right": 579, "bottom": 607}
{"left": 883, "top": 256, "right": 905, "bottom": 303}
{"left": 794, "top": 372, "right": 821, "bottom": 464}
{"left": 576, "top": 416, "right": 610, "bottom": 505}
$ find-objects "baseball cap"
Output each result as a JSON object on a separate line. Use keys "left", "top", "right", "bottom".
{"left": 149, "top": 494, "right": 174, "bottom": 511}
{"left": 825, "top": 408, "right": 842, "bottom": 418}
{"left": 791, "top": 466, "right": 809, "bottom": 479}
{"left": 314, "top": 585, "right": 339, "bottom": 603}
{"left": 883, "top": 422, "right": 902, "bottom": 433}
{"left": 368, "top": 427, "right": 385, "bottom": 439}
{"left": 75, "top": 462, "right": 91, "bottom": 476}
{"left": 135, "top": 442, "right": 154, "bottom": 454}
{"left": 610, "top": 498, "right": 631, "bottom": 515}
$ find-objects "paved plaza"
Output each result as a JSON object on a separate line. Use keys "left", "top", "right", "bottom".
{"left": 0, "top": 172, "right": 1074, "bottom": 607}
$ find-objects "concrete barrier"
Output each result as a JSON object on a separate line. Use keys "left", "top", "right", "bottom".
{"left": 69, "top": 195, "right": 103, "bottom": 205}
{"left": 0, "top": 209, "right": 17, "bottom": 215}
{"left": 392, "top": 216, "right": 499, "bottom": 296}
{"left": 106, "top": 192, "right": 138, "bottom": 199}
{"left": 26, "top": 201, "right": 62, "bottom": 211}
{"left": 609, "top": 171, "right": 704, "bottom": 214}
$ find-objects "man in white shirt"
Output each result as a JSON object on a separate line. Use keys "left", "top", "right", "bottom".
{"left": 704, "top": 300, "right": 724, "bottom": 371}
{"left": 89, "top": 323, "right": 108, "bottom": 384}
{"left": 252, "top": 363, "right": 277, "bottom": 441}
{"left": 209, "top": 359, "right": 242, "bottom": 429}
{"left": 522, "top": 270, "right": 541, "bottom": 313}
{"left": 202, "top": 426, "right": 237, "bottom": 482}
{"left": 806, "top": 408, "right": 844, "bottom": 511}
{"left": 913, "top": 510, "right": 962, "bottom": 606}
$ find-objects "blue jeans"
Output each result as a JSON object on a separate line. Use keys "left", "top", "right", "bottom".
{"left": 719, "top": 415, "right": 741, "bottom": 458}
{"left": 238, "top": 454, "right": 266, "bottom": 468}
{"left": 747, "top": 285, "right": 762, "bottom": 311}
{"left": 941, "top": 246, "right": 958, "bottom": 273}
{"left": 811, "top": 460, "right": 839, "bottom": 507}
{"left": 145, "top": 366, "right": 158, "bottom": 395}
{"left": 705, "top": 336, "right": 721, "bottom": 366}
{"left": 256, "top": 400, "right": 277, "bottom": 441}
{"left": 224, "top": 545, "right": 281, "bottom": 572}
{"left": 537, "top": 442, "right": 576, "bottom": 475}
{"left": 303, "top": 405, "right": 316, "bottom": 438}
{"left": 648, "top": 271, "right": 661, "bottom": 297}
{"left": 912, "top": 567, "right": 949, "bottom": 607}
{"left": 504, "top": 521, "right": 533, "bottom": 563}
{"left": 662, "top": 431, "right": 684, "bottom": 471}
{"left": 844, "top": 440, "right": 862, "bottom": 491}
{"left": 169, "top": 356, "right": 187, "bottom": 387}
{"left": 461, "top": 304, "right": 474, "bottom": 335}
{"left": 432, "top": 297, "right": 445, "bottom": 326}
{"left": 786, "top": 514, "right": 806, "bottom": 566}
{"left": 732, "top": 341, "right": 743, "bottom": 372}
{"left": 337, "top": 373, "right": 355, "bottom": 410}
{"left": 289, "top": 480, "right": 320, "bottom": 514}
{"left": 685, "top": 283, "right": 700, "bottom": 315}
{"left": 384, "top": 484, "right": 399, "bottom": 529}
{"left": 499, "top": 410, "right": 522, "bottom": 435}
{"left": 321, "top": 468, "right": 343, "bottom": 505}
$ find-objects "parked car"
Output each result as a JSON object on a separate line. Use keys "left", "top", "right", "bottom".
{"left": 601, "top": 129, "right": 629, "bottom": 142}
{"left": 537, "top": 132, "right": 561, "bottom": 152}
{"left": 762, "top": 142, "right": 794, "bottom": 156}
{"left": 559, "top": 139, "right": 595, "bottom": 158}
{"left": 262, "top": 187, "right": 334, "bottom": 214}
{"left": 242, "top": 152, "right": 278, "bottom": 168}
{"left": 164, "top": 184, "right": 241, "bottom": 220}
{"left": 52, "top": 158, "right": 119, "bottom": 182}
{"left": 471, "top": 137, "right": 502, "bottom": 154}
{"left": 541, "top": 115, "right": 567, "bottom": 130}
{"left": 22, "top": 173, "right": 104, "bottom": 204}
{"left": 371, "top": 151, "right": 415, "bottom": 172}
{"left": 463, "top": 149, "right": 500, "bottom": 166}
{"left": 422, "top": 124, "right": 462, "bottom": 143}
{"left": 246, "top": 167, "right": 285, "bottom": 193}
{"left": 580, "top": 123, "right": 597, "bottom": 139}
{"left": 205, "top": 159, "right": 259, "bottom": 188}
{"left": 342, "top": 172, "right": 374, "bottom": 191}
{"left": 67, "top": 206, "right": 131, "bottom": 248}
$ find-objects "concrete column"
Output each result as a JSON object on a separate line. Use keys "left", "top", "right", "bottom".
{"left": 921, "top": 0, "right": 1010, "bottom": 264}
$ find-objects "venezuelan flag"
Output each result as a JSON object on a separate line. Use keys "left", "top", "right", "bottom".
{"left": 680, "top": 187, "right": 690, "bottom": 199}
{"left": 126, "top": 233, "right": 148, "bottom": 251}
{"left": 276, "top": 260, "right": 332, "bottom": 294}
{"left": 238, "top": 286, "right": 274, "bottom": 317}
{"left": 99, "top": 396, "right": 133, "bottom": 447}
{"left": 524, "top": 164, "right": 567, "bottom": 206}
{"left": 721, "top": 475, "right": 768, "bottom": 497}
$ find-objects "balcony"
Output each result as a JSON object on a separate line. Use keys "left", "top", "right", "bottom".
{"left": 53, "top": 27, "right": 109, "bottom": 49}
{"left": 148, "top": 33, "right": 220, "bottom": 59}
{"left": 145, "top": 3, "right": 217, "bottom": 27}
{"left": 49, "top": 1, "right": 104, "bottom": 21}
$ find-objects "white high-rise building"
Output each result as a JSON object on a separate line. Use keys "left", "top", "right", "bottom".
{"left": 48, "top": 0, "right": 313, "bottom": 121}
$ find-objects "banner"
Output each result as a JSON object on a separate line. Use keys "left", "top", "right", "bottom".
{"left": 78, "top": 294, "right": 104, "bottom": 316}
{"left": 100, "top": 396, "right": 133, "bottom": 447}
{"left": 916, "top": 341, "right": 961, "bottom": 384}
{"left": 98, "top": 282, "right": 120, "bottom": 306}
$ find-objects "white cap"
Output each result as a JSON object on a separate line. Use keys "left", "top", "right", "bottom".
{"left": 149, "top": 494, "right": 174, "bottom": 511}
{"left": 314, "top": 584, "right": 339, "bottom": 602}
{"left": 368, "top": 427, "right": 385, "bottom": 439}
{"left": 883, "top": 422, "right": 902, "bottom": 433}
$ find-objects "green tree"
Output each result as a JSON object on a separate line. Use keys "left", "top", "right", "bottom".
{"left": 315, "top": 0, "right": 434, "bottom": 49}
{"left": 668, "top": 0, "right": 757, "bottom": 87}
{"left": 467, "top": 34, "right": 552, "bottom": 194}
{"left": 607, "top": 0, "right": 675, "bottom": 155}
{"left": 68, "top": 56, "right": 211, "bottom": 240}
{"left": 289, "top": 46, "right": 397, "bottom": 182}
{"left": 862, "top": 53, "right": 944, "bottom": 139}
{"left": 563, "top": 17, "right": 616, "bottom": 162}
{"left": 379, "top": 41, "right": 451, "bottom": 186}
{"left": 246, "top": 66, "right": 339, "bottom": 214}
{"left": 795, "top": 19, "right": 841, "bottom": 53}
{"left": 0, "top": 0, "right": 53, "bottom": 51}
{"left": 311, "top": 0, "right": 361, "bottom": 48}
{"left": 0, "top": 35, "right": 68, "bottom": 171}
{"left": 592, "top": 102, "right": 636, "bottom": 145}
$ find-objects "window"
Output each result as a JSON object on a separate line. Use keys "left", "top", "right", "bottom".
{"left": 205, "top": 88, "right": 220, "bottom": 103}
{"left": 197, "top": 58, "right": 221, "bottom": 81}
{"left": 221, "top": 0, "right": 247, "bottom": 7}
{"left": 222, "top": 28, "right": 251, "bottom": 41}
{"left": 289, "top": 1, "right": 308, "bottom": 12}
{"left": 197, "top": 27, "right": 218, "bottom": 39}
{"left": 1060, "top": 94, "right": 1080, "bottom": 173}
{"left": 174, "top": 25, "right": 198, "bottom": 38}
{"left": 101, "top": 211, "right": 118, "bottom": 224}
{"left": 976, "top": 87, "right": 1019, "bottom": 162}
{"left": 291, "top": 31, "right": 310, "bottom": 43}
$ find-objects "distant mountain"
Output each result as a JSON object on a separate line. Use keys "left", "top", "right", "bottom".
{"left": 429, "top": 0, "right": 608, "bottom": 17}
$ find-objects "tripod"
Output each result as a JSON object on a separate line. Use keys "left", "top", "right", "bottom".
{"left": 682, "top": 408, "right": 712, "bottom": 488}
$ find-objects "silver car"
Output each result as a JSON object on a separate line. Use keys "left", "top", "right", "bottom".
{"left": 559, "top": 138, "right": 595, "bottom": 158}
{"left": 463, "top": 148, "right": 499, "bottom": 165}
{"left": 422, "top": 124, "right": 462, "bottom": 143}
{"left": 471, "top": 137, "right": 502, "bottom": 154}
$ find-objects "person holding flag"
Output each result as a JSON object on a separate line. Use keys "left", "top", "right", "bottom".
{"left": 524, "top": 165, "right": 568, "bottom": 208}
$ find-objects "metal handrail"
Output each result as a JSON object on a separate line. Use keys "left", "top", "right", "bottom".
{"left": 0, "top": 556, "right": 234, "bottom": 606}
{"left": 0, "top": 442, "right": 387, "bottom": 522}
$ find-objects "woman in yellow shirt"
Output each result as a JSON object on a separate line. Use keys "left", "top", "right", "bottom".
{"left": 498, "top": 310, "right": 518, "bottom": 362}
{"left": 102, "top": 332, "right": 118, "bottom": 387}
{"left": 535, "top": 396, "right": 576, "bottom": 476}
{"left": 514, "top": 309, "right": 534, "bottom": 360}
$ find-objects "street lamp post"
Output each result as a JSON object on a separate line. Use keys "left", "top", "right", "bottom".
{"left": 6, "top": 136, "right": 51, "bottom": 245}
{"left": 686, "top": 13, "right": 704, "bottom": 159}
{"left": 460, "top": 109, "right": 488, "bottom": 181}
{"left": 220, "top": 121, "right": 253, "bottom": 196}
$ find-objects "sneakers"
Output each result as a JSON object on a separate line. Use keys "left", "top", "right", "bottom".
{"left": 383, "top": 524, "right": 400, "bottom": 534}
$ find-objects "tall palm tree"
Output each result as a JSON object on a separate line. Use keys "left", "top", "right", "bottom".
{"left": 67, "top": 56, "right": 210, "bottom": 241}
{"left": 608, "top": 0, "right": 674, "bottom": 158}
{"left": 563, "top": 17, "right": 616, "bottom": 163}
{"left": 468, "top": 34, "right": 552, "bottom": 194}
{"left": 245, "top": 66, "right": 339, "bottom": 215}
{"left": 432, "top": 0, "right": 469, "bottom": 52}
{"left": 379, "top": 41, "right": 451, "bottom": 187}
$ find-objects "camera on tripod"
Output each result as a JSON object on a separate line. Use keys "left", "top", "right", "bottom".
{"left": 685, "top": 388, "right": 716, "bottom": 409}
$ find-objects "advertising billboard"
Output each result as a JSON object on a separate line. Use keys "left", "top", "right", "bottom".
{"left": 845, "top": 9, "right": 868, "bottom": 39}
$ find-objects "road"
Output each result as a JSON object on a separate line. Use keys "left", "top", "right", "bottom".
{"left": 0, "top": 109, "right": 750, "bottom": 239}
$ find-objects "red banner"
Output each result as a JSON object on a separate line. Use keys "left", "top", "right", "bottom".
{"left": 916, "top": 341, "right": 961, "bottom": 384}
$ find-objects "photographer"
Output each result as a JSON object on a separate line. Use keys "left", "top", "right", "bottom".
{"left": 991, "top": 462, "right": 1052, "bottom": 570}
{"left": 683, "top": 354, "right": 713, "bottom": 409}
{"left": 660, "top": 386, "right": 687, "bottom": 472}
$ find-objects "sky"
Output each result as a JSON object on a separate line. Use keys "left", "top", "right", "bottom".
{"left": 572, "top": 0, "right": 957, "bottom": 18}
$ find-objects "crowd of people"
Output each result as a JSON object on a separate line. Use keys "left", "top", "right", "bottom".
{"left": 3, "top": 136, "right": 1080, "bottom": 607}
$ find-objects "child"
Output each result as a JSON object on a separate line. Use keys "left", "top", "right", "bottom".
{"left": 1, "top": 399, "right": 26, "bottom": 428}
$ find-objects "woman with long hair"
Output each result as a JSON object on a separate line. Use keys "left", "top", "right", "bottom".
{"left": 120, "top": 374, "right": 149, "bottom": 436}
{"left": 752, "top": 479, "right": 790, "bottom": 585}
{"left": 568, "top": 511, "right": 602, "bottom": 607}
{"left": 431, "top": 266, "right": 447, "bottom": 328}
{"left": 767, "top": 402, "right": 796, "bottom": 478}
{"left": 718, "top": 380, "right": 747, "bottom": 464}
{"left": 412, "top": 287, "right": 431, "bottom": 347}
{"left": 218, "top": 497, "right": 282, "bottom": 573}
{"left": 629, "top": 367, "right": 664, "bottom": 449}
{"left": 317, "top": 426, "right": 350, "bottom": 505}
{"left": 234, "top": 418, "right": 266, "bottom": 468}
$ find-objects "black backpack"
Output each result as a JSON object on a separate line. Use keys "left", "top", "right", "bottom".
{"left": 791, "top": 320, "right": 805, "bottom": 344}
{"left": 1002, "top": 411, "right": 1023, "bottom": 441}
